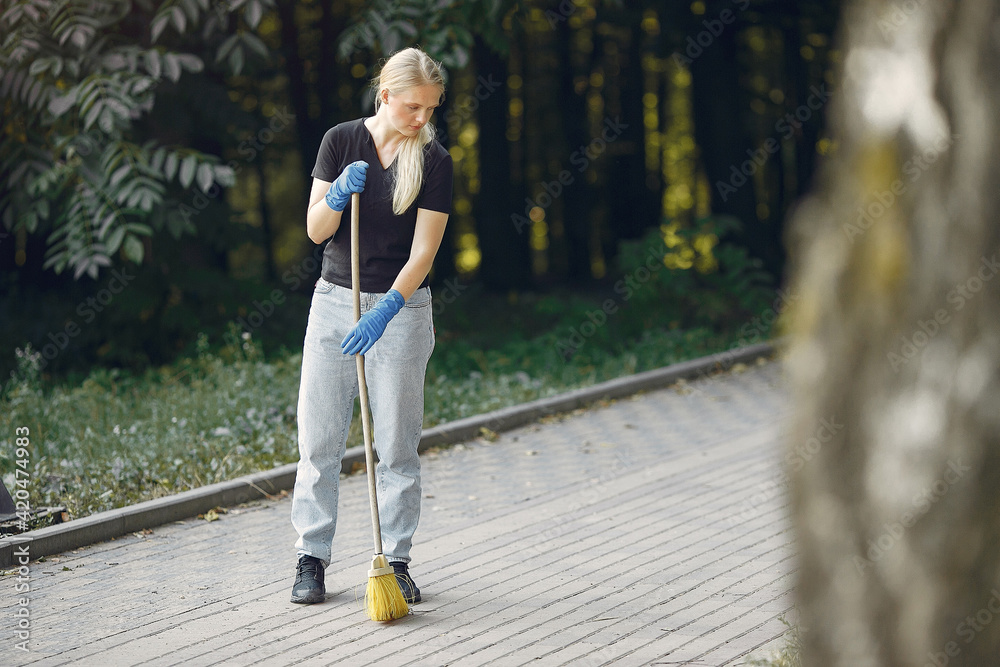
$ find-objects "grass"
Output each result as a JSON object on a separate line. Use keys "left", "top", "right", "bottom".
{"left": 0, "top": 229, "right": 780, "bottom": 525}
{"left": 1, "top": 319, "right": 763, "bottom": 524}
{"left": 743, "top": 616, "right": 802, "bottom": 666}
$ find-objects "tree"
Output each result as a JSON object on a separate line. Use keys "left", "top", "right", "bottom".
{"left": 603, "top": 2, "right": 661, "bottom": 247}
{"left": 553, "top": 15, "right": 598, "bottom": 282}
{"left": 0, "top": 0, "right": 273, "bottom": 279}
{"left": 687, "top": 0, "right": 761, "bottom": 273}
{"left": 337, "top": 0, "right": 513, "bottom": 77}
{"left": 472, "top": 33, "right": 531, "bottom": 290}
{"left": 785, "top": 0, "right": 1000, "bottom": 664}
{"left": 335, "top": 0, "right": 520, "bottom": 286}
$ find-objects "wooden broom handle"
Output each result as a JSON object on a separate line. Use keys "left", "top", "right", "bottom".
{"left": 351, "top": 191, "right": 384, "bottom": 555}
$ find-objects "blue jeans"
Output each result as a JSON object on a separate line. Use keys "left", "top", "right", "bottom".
{"left": 291, "top": 278, "right": 434, "bottom": 566}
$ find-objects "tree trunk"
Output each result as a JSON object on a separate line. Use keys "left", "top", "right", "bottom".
{"left": 785, "top": 1, "right": 1000, "bottom": 665}
{"left": 780, "top": 7, "right": 816, "bottom": 208}
{"left": 609, "top": 11, "right": 659, "bottom": 247}
{"left": 275, "top": 0, "right": 318, "bottom": 168}
{"left": 555, "top": 19, "right": 596, "bottom": 282}
{"left": 689, "top": 1, "right": 762, "bottom": 264}
{"left": 255, "top": 157, "right": 276, "bottom": 281}
{"left": 431, "top": 89, "right": 457, "bottom": 285}
{"left": 317, "top": 0, "right": 346, "bottom": 126}
{"left": 472, "top": 36, "right": 531, "bottom": 291}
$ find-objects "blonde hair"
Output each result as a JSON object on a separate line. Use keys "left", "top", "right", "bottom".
{"left": 372, "top": 48, "right": 446, "bottom": 215}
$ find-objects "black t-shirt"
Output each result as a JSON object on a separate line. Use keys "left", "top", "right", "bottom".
{"left": 311, "top": 118, "right": 453, "bottom": 293}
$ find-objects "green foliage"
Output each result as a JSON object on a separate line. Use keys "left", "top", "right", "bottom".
{"left": 1, "top": 330, "right": 301, "bottom": 519}
{"left": 0, "top": 258, "right": 313, "bottom": 385}
{"left": 616, "top": 216, "right": 775, "bottom": 333}
{"left": 5, "top": 345, "right": 44, "bottom": 406}
{"left": 0, "top": 293, "right": 775, "bottom": 521}
{"left": 429, "top": 289, "right": 753, "bottom": 396}
{"left": 0, "top": 0, "right": 273, "bottom": 279}
{"left": 337, "top": 0, "right": 518, "bottom": 70}
{"left": 744, "top": 617, "right": 802, "bottom": 666}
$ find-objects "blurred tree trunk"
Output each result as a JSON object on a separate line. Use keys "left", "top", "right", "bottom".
{"left": 785, "top": 1, "right": 1000, "bottom": 665}
{"left": 473, "top": 36, "right": 531, "bottom": 291}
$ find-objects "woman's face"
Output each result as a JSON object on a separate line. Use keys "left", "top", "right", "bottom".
{"left": 381, "top": 84, "right": 442, "bottom": 137}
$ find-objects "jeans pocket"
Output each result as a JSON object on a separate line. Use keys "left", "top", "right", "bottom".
{"left": 314, "top": 278, "right": 334, "bottom": 294}
{"left": 404, "top": 287, "right": 431, "bottom": 309}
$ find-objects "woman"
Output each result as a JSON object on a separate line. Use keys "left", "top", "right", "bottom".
{"left": 289, "top": 47, "right": 452, "bottom": 605}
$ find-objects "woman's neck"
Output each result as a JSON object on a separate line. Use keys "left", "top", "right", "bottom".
{"left": 364, "top": 111, "right": 405, "bottom": 152}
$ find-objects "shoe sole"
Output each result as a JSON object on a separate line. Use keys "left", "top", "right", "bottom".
{"left": 290, "top": 591, "right": 325, "bottom": 604}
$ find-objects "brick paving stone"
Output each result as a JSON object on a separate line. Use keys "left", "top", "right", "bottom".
{"left": 1, "top": 361, "right": 795, "bottom": 666}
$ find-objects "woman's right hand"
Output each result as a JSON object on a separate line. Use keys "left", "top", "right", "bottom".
{"left": 325, "top": 161, "right": 369, "bottom": 211}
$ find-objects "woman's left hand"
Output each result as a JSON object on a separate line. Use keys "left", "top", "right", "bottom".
{"left": 341, "top": 289, "right": 406, "bottom": 355}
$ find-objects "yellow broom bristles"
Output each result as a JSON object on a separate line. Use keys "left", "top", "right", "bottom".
{"left": 365, "top": 555, "right": 408, "bottom": 621}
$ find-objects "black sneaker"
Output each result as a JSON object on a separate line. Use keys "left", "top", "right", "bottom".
{"left": 390, "top": 561, "right": 421, "bottom": 603}
{"left": 290, "top": 555, "right": 325, "bottom": 604}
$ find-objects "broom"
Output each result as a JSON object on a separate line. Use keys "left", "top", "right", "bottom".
{"left": 350, "top": 191, "right": 409, "bottom": 622}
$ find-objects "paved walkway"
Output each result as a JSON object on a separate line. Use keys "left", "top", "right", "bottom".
{"left": 3, "top": 361, "right": 793, "bottom": 666}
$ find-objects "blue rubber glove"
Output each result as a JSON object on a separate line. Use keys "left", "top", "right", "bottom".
{"left": 341, "top": 289, "right": 406, "bottom": 356}
{"left": 324, "top": 160, "right": 369, "bottom": 211}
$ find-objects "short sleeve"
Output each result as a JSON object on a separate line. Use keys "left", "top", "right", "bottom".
{"left": 311, "top": 127, "right": 341, "bottom": 182}
{"left": 416, "top": 144, "right": 453, "bottom": 214}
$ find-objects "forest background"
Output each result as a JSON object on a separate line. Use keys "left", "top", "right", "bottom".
{"left": 0, "top": 0, "right": 837, "bottom": 518}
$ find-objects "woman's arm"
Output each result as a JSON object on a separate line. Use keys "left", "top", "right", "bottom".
{"left": 305, "top": 177, "right": 344, "bottom": 244}
{"left": 389, "top": 208, "right": 450, "bottom": 300}
{"left": 340, "top": 207, "right": 449, "bottom": 355}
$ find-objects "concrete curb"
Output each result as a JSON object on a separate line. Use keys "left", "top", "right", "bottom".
{"left": 0, "top": 340, "right": 776, "bottom": 568}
